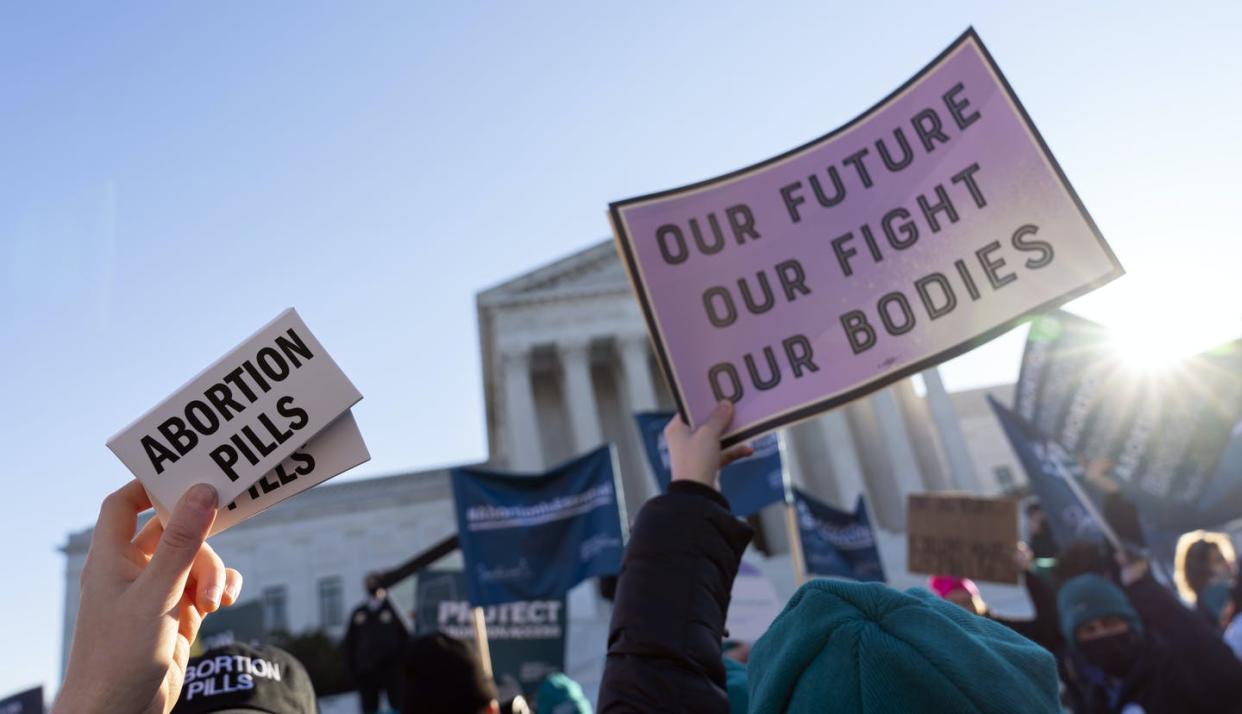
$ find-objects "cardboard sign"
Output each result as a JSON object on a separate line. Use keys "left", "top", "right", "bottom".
{"left": 206, "top": 411, "right": 369, "bottom": 535}
{"left": 907, "top": 493, "right": 1020, "bottom": 583}
{"left": 609, "top": 28, "right": 1122, "bottom": 446}
{"left": 108, "top": 308, "right": 363, "bottom": 515}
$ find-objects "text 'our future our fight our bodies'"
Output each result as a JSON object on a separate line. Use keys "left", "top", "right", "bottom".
{"left": 610, "top": 29, "right": 1122, "bottom": 444}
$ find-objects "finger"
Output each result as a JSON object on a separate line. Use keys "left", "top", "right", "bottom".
{"left": 137, "top": 484, "right": 218, "bottom": 608}
{"left": 663, "top": 414, "right": 689, "bottom": 441}
{"left": 221, "top": 568, "right": 243, "bottom": 607}
{"left": 189, "top": 542, "right": 227, "bottom": 613}
{"left": 94, "top": 480, "right": 153, "bottom": 551}
{"left": 132, "top": 516, "right": 163, "bottom": 557}
{"left": 719, "top": 444, "right": 754, "bottom": 470}
{"left": 700, "top": 400, "right": 735, "bottom": 436}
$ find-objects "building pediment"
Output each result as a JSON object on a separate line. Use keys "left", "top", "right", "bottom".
{"left": 478, "top": 240, "right": 630, "bottom": 308}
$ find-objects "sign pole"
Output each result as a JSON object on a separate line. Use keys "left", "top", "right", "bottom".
{"left": 784, "top": 501, "right": 808, "bottom": 587}
{"left": 471, "top": 606, "right": 494, "bottom": 678}
{"left": 776, "top": 433, "right": 807, "bottom": 587}
{"left": 1050, "top": 459, "right": 1125, "bottom": 553}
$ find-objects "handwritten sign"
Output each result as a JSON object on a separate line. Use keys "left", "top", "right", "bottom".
{"left": 907, "top": 492, "right": 1020, "bottom": 584}
{"left": 609, "top": 28, "right": 1122, "bottom": 445}
{"left": 108, "top": 308, "right": 363, "bottom": 516}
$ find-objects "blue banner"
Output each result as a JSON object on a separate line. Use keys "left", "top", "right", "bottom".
{"left": 450, "top": 445, "right": 626, "bottom": 606}
{"left": 989, "top": 395, "right": 1108, "bottom": 549}
{"left": 0, "top": 686, "right": 43, "bottom": 714}
{"left": 793, "top": 489, "right": 885, "bottom": 582}
{"left": 635, "top": 411, "right": 785, "bottom": 516}
{"left": 416, "top": 570, "right": 566, "bottom": 697}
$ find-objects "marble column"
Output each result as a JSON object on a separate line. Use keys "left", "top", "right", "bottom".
{"left": 921, "top": 367, "right": 982, "bottom": 492}
{"left": 872, "top": 387, "right": 923, "bottom": 520}
{"left": 817, "top": 410, "right": 870, "bottom": 510}
{"left": 560, "top": 339, "right": 604, "bottom": 452}
{"left": 617, "top": 334, "right": 660, "bottom": 501}
{"left": 502, "top": 348, "right": 542, "bottom": 470}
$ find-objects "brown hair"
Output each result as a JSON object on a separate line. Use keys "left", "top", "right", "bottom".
{"left": 1174, "top": 530, "right": 1236, "bottom": 602}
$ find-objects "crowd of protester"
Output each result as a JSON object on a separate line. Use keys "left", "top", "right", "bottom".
{"left": 54, "top": 403, "right": 1242, "bottom": 713}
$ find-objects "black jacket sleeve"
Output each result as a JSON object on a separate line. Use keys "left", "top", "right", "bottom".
{"left": 1125, "top": 571, "right": 1242, "bottom": 703}
{"left": 987, "top": 570, "right": 1062, "bottom": 653}
{"left": 597, "top": 483, "right": 754, "bottom": 713}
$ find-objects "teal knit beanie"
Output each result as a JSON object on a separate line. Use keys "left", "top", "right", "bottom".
{"left": 746, "top": 579, "right": 1059, "bottom": 713}
{"left": 724, "top": 657, "right": 749, "bottom": 714}
{"left": 1057, "top": 574, "right": 1142, "bottom": 644}
{"left": 535, "top": 672, "right": 592, "bottom": 714}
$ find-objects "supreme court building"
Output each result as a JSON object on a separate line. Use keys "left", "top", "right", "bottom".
{"left": 62, "top": 238, "right": 1024, "bottom": 704}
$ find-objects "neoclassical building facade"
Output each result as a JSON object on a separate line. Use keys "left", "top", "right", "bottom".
{"left": 63, "top": 238, "right": 1024, "bottom": 706}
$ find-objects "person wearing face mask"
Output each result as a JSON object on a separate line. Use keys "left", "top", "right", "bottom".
{"left": 1058, "top": 570, "right": 1242, "bottom": 714}
{"left": 344, "top": 572, "right": 411, "bottom": 714}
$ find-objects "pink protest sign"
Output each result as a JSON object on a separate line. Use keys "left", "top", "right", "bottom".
{"left": 610, "top": 29, "right": 1122, "bottom": 447}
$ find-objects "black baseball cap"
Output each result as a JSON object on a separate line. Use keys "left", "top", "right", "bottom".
{"left": 173, "top": 642, "right": 317, "bottom": 714}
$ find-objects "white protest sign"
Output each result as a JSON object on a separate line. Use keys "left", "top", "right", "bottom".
{"left": 108, "top": 308, "right": 363, "bottom": 515}
{"left": 198, "top": 410, "right": 369, "bottom": 535}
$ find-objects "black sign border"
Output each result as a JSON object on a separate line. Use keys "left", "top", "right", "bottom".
{"left": 609, "top": 27, "right": 1124, "bottom": 448}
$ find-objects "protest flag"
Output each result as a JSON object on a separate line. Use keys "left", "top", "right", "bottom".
{"left": 791, "top": 489, "right": 885, "bottom": 583}
{"left": 0, "top": 686, "right": 42, "bottom": 714}
{"left": 1015, "top": 312, "right": 1242, "bottom": 532}
{"left": 450, "top": 445, "right": 627, "bottom": 607}
{"left": 635, "top": 411, "right": 785, "bottom": 516}
{"left": 988, "top": 395, "right": 1118, "bottom": 550}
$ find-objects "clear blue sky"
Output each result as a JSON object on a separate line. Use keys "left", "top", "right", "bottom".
{"left": 2, "top": 1, "right": 1239, "bottom": 698}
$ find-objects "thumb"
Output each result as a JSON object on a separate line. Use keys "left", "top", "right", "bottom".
{"left": 138, "top": 483, "right": 218, "bottom": 605}
{"left": 700, "top": 400, "right": 735, "bottom": 437}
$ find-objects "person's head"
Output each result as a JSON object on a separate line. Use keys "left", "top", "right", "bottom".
{"left": 1175, "top": 530, "right": 1236, "bottom": 602}
{"left": 1054, "top": 539, "right": 1118, "bottom": 586}
{"left": 1058, "top": 574, "right": 1144, "bottom": 679}
{"left": 927, "top": 576, "right": 985, "bottom": 616}
{"left": 403, "top": 633, "right": 499, "bottom": 714}
{"left": 534, "top": 672, "right": 592, "bottom": 714}
{"left": 746, "top": 579, "right": 1059, "bottom": 713}
{"left": 365, "top": 571, "right": 385, "bottom": 598}
{"left": 172, "top": 643, "right": 316, "bottom": 713}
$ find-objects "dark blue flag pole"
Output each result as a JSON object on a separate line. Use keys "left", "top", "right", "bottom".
{"left": 988, "top": 395, "right": 1123, "bottom": 552}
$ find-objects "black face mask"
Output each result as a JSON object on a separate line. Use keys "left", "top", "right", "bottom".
{"left": 1079, "top": 631, "right": 1142, "bottom": 679}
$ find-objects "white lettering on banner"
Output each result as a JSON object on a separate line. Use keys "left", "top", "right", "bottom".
{"left": 579, "top": 533, "right": 621, "bottom": 561}
{"left": 465, "top": 483, "right": 614, "bottom": 531}
{"left": 796, "top": 501, "right": 874, "bottom": 549}
{"left": 435, "top": 599, "right": 564, "bottom": 640}
{"left": 476, "top": 559, "right": 534, "bottom": 583}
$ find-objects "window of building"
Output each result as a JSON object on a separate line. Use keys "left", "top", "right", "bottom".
{"left": 318, "top": 576, "right": 344, "bottom": 629}
{"left": 993, "top": 465, "right": 1015, "bottom": 492}
{"left": 262, "top": 585, "right": 288, "bottom": 633}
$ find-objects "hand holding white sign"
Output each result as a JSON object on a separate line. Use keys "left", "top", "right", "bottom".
{"left": 56, "top": 481, "right": 241, "bottom": 714}
{"left": 108, "top": 308, "right": 363, "bottom": 523}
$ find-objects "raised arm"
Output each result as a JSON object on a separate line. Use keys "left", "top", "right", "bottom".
{"left": 598, "top": 402, "right": 754, "bottom": 713}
